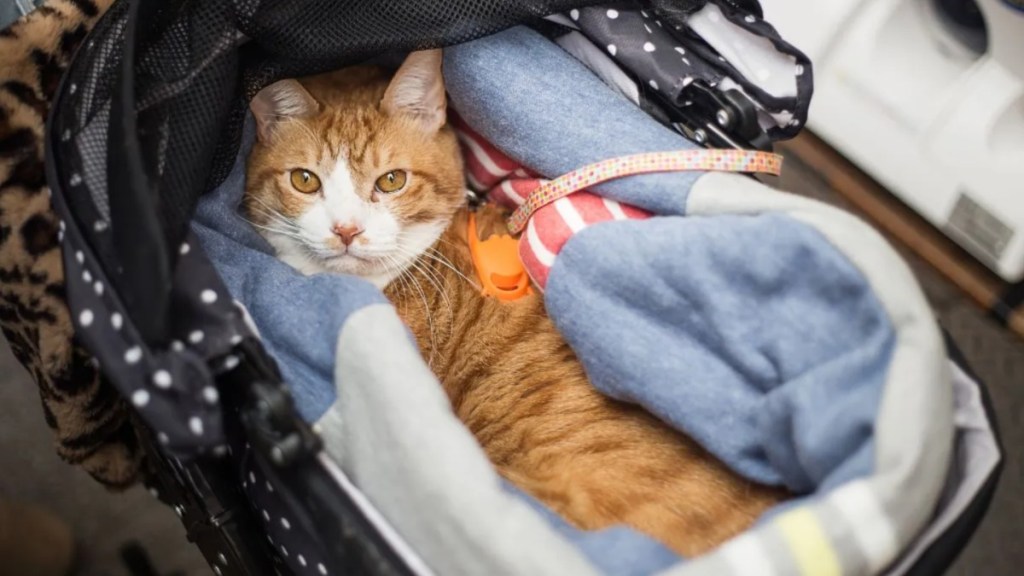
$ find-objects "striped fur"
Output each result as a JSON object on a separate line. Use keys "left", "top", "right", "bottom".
{"left": 0, "top": 0, "right": 139, "bottom": 488}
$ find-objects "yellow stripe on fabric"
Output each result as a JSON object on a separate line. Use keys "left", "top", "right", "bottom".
{"left": 776, "top": 508, "right": 843, "bottom": 576}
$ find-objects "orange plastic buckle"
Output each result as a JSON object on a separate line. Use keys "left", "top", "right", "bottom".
{"left": 468, "top": 211, "right": 532, "bottom": 302}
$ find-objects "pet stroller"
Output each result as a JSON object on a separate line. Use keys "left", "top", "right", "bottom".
{"left": 31, "top": 0, "right": 1002, "bottom": 574}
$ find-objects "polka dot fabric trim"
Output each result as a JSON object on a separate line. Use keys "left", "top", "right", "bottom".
{"left": 141, "top": 442, "right": 297, "bottom": 576}
{"left": 570, "top": 1, "right": 813, "bottom": 140}
{"left": 58, "top": 237, "right": 220, "bottom": 453}
{"left": 47, "top": 18, "right": 260, "bottom": 457}
{"left": 51, "top": 166, "right": 254, "bottom": 455}
{"left": 240, "top": 446, "right": 333, "bottom": 576}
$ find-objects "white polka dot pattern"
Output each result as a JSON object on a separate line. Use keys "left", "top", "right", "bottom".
{"left": 124, "top": 346, "right": 142, "bottom": 364}
{"left": 203, "top": 386, "right": 219, "bottom": 404}
{"left": 55, "top": 225, "right": 241, "bottom": 455}
{"left": 153, "top": 370, "right": 173, "bottom": 389}
{"left": 242, "top": 451, "right": 335, "bottom": 575}
{"left": 132, "top": 389, "right": 150, "bottom": 407}
{"left": 569, "top": 4, "right": 812, "bottom": 141}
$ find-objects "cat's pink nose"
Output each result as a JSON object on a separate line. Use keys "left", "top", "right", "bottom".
{"left": 332, "top": 223, "right": 365, "bottom": 246}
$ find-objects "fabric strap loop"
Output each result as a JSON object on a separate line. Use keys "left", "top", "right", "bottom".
{"left": 507, "top": 149, "right": 783, "bottom": 234}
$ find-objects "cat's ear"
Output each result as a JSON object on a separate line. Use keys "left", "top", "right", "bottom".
{"left": 250, "top": 79, "right": 320, "bottom": 141}
{"left": 381, "top": 49, "right": 446, "bottom": 132}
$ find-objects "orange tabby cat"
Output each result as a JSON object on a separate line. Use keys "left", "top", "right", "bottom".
{"left": 244, "top": 50, "right": 786, "bottom": 557}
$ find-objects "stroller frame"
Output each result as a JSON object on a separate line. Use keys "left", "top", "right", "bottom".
{"left": 36, "top": 0, "right": 1001, "bottom": 574}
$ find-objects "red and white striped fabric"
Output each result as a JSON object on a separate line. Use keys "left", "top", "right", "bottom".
{"left": 452, "top": 115, "right": 651, "bottom": 290}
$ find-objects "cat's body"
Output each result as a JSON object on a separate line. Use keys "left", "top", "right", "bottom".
{"left": 387, "top": 206, "right": 783, "bottom": 556}
{"left": 245, "top": 51, "right": 785, "bottom": 558}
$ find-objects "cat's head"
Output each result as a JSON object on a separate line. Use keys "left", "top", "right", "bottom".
{"left": 244, "top": 50, "right": 465, "bottom": 287}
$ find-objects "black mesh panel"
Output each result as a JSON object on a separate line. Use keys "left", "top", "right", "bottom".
{"left": 50, "top": 0, "right": 606, "bottom": 344}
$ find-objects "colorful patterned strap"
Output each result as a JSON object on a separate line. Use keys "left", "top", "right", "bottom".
{"left": 506, "top": 149, "right": 784, "bottom": 234}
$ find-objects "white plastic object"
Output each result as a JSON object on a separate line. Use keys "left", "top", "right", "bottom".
{"left": 761, "top": 0, "right": 1024, "bottom": 281}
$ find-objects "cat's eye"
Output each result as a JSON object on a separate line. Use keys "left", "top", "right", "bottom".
{"left": 290, "top": 169, "right": 321, "bottom": 194}
{"left": 374, "top": 170, "right": 408, "bottom": 194}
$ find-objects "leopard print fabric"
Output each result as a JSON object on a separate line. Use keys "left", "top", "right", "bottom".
{"left": 0, "top": 0, "right": 142, "bottom": 488}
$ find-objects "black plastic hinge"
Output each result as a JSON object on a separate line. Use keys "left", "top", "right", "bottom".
{"left": 241, "top": 380, "right": 321, "bottom": 468}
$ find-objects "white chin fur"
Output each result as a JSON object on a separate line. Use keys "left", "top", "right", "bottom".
{"left": 266, "top": 220, "right": 448, "bottom": 290}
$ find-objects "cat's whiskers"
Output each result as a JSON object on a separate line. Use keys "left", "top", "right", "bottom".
{"left": 408, "top": 264, "right": 450, "bottom": 343}
{"left": 406, "top": 269, "right": 436, "bottom": 366}
{"left": 244, "top": 193, "right": 284, "bottom": 213}
{"left": 245, "top": 205, "right": 307, "bottom": 239}
{"left": 421, "top": 247, "right": 480, "bottom": 290}
{"left": 246, "top": 212, "right": 302, "bottom": 235}
{"left": 415, "top": 258, "right": 453, "bottom": 314}
{"left": 383, "top": 254, "right": 410, "bottom": 311}
{"left": 246, "top": 220, "right": 308, "bottom": 244}
{"left": 385, "top": 253, "right": 438, "bottom": 366}
{"left": 246, "top": 199, "right": 350, "bottom": 265}
{"left": 392, "top": 231, "right": 479, "bottom": 290}
{"left": 397, "top": 249, "right": 455, "bottom": 341}
{"left": 245, "top": 213, "right": 307, "bottom": 241}
{"left": 246, "top": 197, "right": 305, "bottom": 231}
{"left": 397, "top": 249, "right": 447, "bottom": 296}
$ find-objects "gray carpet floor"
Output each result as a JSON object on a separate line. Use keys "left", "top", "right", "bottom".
{"left": 0, "top": 151, "right": 1020, "bottom": 575}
